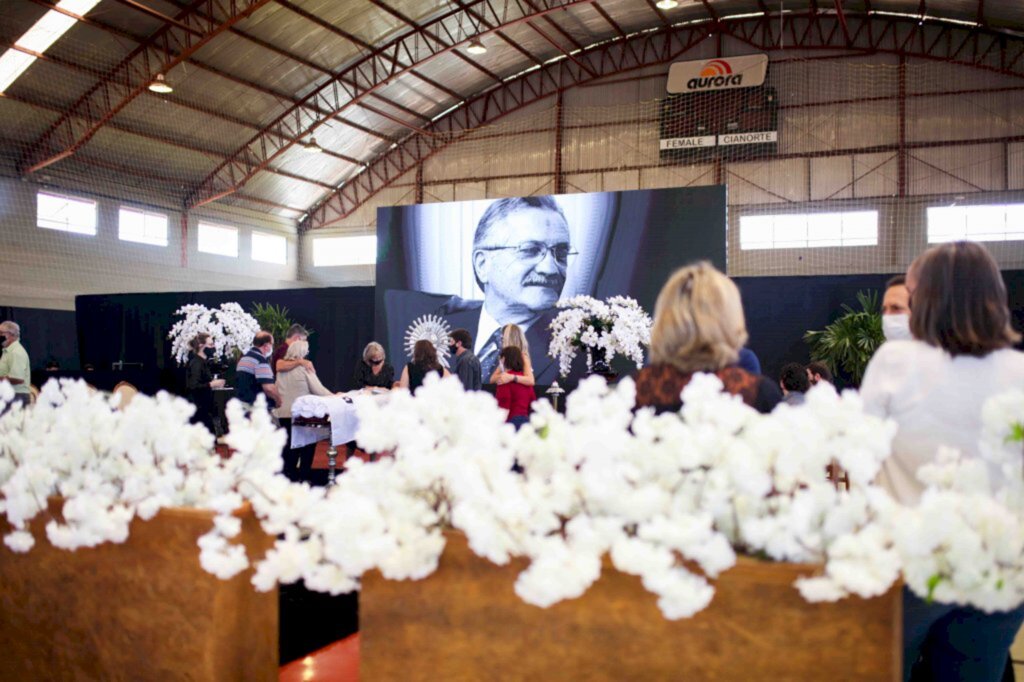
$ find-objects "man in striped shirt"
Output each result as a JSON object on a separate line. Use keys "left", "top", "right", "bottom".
{"left": 235, "top": 331, "right": 281, "bottom": 409}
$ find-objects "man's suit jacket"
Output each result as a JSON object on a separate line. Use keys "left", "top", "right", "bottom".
{"left": 384, "top": 289, "right": 579, "bottom": 386}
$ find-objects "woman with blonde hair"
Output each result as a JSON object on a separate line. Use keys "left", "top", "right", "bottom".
{"left": 353, "top": 341, "right": 394, "bottom": 390}
{"left": 275, "top": 340, "right": 337, "bottom": 481}
{"left": 489, "top": 323, "right": 536, "bottom": 387}
{"left": 635, "top": 261, "right": 781, "bottom": 413}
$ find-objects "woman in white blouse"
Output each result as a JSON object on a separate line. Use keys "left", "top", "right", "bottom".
{"left": 275, "top": 340, "right": 336, "bottom": 481}
{"left": 860, "top": 241, "right": 1024, "bottom": 681}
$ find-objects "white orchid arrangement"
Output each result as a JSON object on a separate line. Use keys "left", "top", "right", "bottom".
{"left": 548, "top": 296, "right": 653, "bottom": 377}
{"left": 208, "top": 373, "right": 1024, "bottom": 619}
{"left": 167, "top": 302, "right": 261, "bottom": 366}
{"left": 0, "top": 378, "right": 302, "bottom": 583}
{"left": 4, "top": 376, "right": 1024, "bottom": 621}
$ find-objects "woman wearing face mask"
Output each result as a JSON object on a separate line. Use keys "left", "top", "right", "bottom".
{"left": 861, "top": 242, "right": 1024, "bottom": 681}
{"left": 185, "top": 332, "right": 225, "bottom": 434}
{"left": 881, "top": 274, "right": 913, "bottom": 342}
{"left": 353, "top": 341, "right": 394, "bottom": 391}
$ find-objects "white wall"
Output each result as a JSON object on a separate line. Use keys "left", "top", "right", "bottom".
{"left": 0, "top": 177, "right": 301, "bottom": 310}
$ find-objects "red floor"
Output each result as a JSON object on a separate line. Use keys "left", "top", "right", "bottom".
{"left": 279, "top": 634, "right": 360, "bottom": 682}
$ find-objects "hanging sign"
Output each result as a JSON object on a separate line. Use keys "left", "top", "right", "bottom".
{"left": 667, "top": 54, "right": 769, "bottom": 94}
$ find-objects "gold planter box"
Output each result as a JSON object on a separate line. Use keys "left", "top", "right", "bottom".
{"left": 0, "top": 502, "right": 277, "bottom": 681}
{"left": 362, "top": 532, "right": 901, "bottom": 681}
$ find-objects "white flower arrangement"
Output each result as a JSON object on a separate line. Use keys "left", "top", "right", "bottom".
{"left": 0, "top": 377, "right": 296, "bottom": 583}
{"left": 167, "top": 302, "right": 261, "bottom": 366}
{"left": 4, "top": 375, "right": 1024, "bottom": 621}
{"left": 548, "top": 295, "right": 653, "bottom": 377}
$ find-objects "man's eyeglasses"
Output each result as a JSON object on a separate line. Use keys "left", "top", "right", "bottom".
{"left": 476, "top": 241, "right": 577, "bottom": 265}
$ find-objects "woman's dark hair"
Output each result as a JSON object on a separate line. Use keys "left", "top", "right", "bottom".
{"left": 909, "top": 241, "right": 1020, "bottom": 357}
{"left": 413, "top": 339, "right": 441, "bottom": 371}
{"left": 500, "top": 346, "right": 524, "bottom": 373}
{"left": 188, "top": 332, "right": 211, "bottom": 353}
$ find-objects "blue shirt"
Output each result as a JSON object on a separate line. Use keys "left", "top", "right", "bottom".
{"left": 235, "top": 347, "right": 273, "bottom": 404}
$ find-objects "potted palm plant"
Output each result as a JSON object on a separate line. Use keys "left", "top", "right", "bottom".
{"left": 804, "top": 290, "right": 884, "bottom": 387}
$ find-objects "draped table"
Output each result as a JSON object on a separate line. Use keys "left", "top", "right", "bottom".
{"left": 291, "top": 391, "right": 389, "bottom": 484}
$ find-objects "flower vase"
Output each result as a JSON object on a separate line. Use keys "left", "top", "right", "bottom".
{"left": 585, "top": 346, "right": 617, "bottom": 381}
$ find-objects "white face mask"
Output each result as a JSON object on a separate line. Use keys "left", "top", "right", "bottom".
{"left": 882, "top": 313, "right": 912, "bottom": 342}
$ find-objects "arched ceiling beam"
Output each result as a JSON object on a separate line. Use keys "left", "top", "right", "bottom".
{"left": 0, "top": 90, "right": 333, "bottom": 191}
{"left": 1, "top": 41, "right": 364, "bottom": 169}
{"left": 592, "top": 2, "right": 627, "bottom": 39}
{"left": 146, "top": 0, "right": 412, "bottom": 138}
{"left": 450, "top": 0, "right": 544, "bottom": 65}
{"left": 185, "top": 0, "right": 593, "bottom": 209}
{"left": 365, "top": 0, "right": 505, "bottom": 83}
{"left": 273, "top": 0, "right": 465, "bottom": 101}
{"left": 17, "top": 0, "right": 274, "bottom": 175}
{"left": 25, "top": 0, "right": 397, "bottom": 148}
{"left": 642, "top": 0, "right": 672, "bottom": 28}
{"left": 301, "top": 10, "right": 1024, "bottom": 231}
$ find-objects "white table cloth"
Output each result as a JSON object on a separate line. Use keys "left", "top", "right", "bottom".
{"left": 290, "top": 394, "right": 360, "bottom": 448}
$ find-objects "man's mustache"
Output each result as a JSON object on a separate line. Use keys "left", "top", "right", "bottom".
{"left": 522, "top": 274, "right": 564, "bottom": 288}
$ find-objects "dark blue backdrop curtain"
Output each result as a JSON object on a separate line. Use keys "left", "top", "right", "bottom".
{"left": 73, "top": 287, "right": 376, "bottom": 394}
{"left": 0, "top": 306, "right": 79, "bottom": 371}
{"left": 57, "top": 269, "right": 1024, "bottom": 396}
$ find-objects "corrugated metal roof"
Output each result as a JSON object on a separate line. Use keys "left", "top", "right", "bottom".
{"left": 0, "top": 0, "right": 1021, "bottom": 221}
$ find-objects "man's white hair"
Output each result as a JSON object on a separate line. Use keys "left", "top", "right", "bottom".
{"left": 0, "top": 321, "right": 20, "bottom": 338}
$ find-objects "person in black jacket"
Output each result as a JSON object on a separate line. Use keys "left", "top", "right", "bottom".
{"left": 353, "top": 342, "right": 395, "bottom": 391}
{"left": 185, "top": 333, "right": 225, "bottom": 434}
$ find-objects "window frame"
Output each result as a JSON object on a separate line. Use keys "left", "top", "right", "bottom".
{"left": 196, "top": 221, "right": 239, "bottom": 258}
{"left": 118, "top": 205, "right": 169, "bottom": 247}
{"left": 36, "top": 190, "right": 97, "bottom": 236}
{"left": 312, "top": 235, "right": 378, "bottom": 267}
{"left": 251, "top": 230, "right": 288, "bottom": 265}
{"left": 926, "top": 203, "right": 1024, "bottom": 244}
{"left": 738, "top": 210, "right": 879, "bottom": 251}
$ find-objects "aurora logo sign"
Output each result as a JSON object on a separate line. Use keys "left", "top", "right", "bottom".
{"left": 667, "top": 54, "right": 769, "bottom": 93}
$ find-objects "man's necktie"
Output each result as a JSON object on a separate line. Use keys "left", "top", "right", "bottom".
{"left": 478, "top": 328, "right": 504, "bottom": 381}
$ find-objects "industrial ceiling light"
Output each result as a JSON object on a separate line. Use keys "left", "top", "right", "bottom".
{"left": 147, "top": 73, "right": 173, "bottom": 93}
{"left": 302, "top": 137, "right": 324, "bottom": 154}
{"left": 656, "top": 0, "right": 679, "bottom": 8}
{"left": 466, "top": 38, "right": 487, "bottom": 55}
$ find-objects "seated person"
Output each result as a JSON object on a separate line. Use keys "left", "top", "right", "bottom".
{"left": 353, "top": 342, "right": 394, "bottom": 390}
{"left": 778, "top": 362, "right": 809, "bottom": 406}
{"left": 635, "top": 262, "right": 782, "bottom": 414}
{"left": 495, "top": 346, "right": 535, "bottom": 430}
{"left": 397, "top": 340, "right": 450, "bottom": 393}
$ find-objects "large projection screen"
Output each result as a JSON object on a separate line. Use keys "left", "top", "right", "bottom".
{"left": 376, "top": 185, "right": 727, "bottom": 385}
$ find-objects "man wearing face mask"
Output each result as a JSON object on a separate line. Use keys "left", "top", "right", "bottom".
{"left": 235, "top": 331, "right": 281, "bottom": 410}
{"left": 185, "top": 332, "right": 225, "bottom": 433}
{"left": 448, "top": 328, "right": 482, "bottom": 391}
{"left": 882, "top": 275, "right": 913, "bottom": 342}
